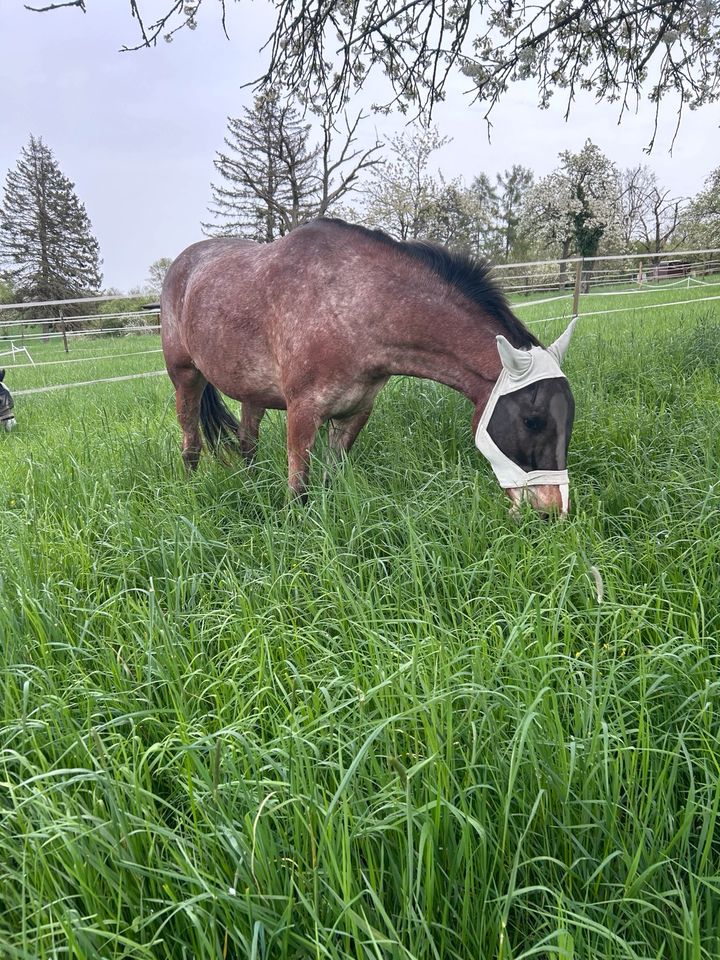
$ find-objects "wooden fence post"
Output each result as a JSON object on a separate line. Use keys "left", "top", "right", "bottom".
{"left": 572, "top": 259, "right": 583, "bottom": 318}
{"left": 60, "top": 312, "right": 69, "bottom": 353}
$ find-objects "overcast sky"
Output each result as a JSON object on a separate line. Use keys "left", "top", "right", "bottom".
{"left": 2, "top": 2, "right": 718, "bottom": 291}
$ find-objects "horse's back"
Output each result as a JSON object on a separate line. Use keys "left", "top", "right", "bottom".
{"left": 162, "top": 238, "right": 257, "bottom": 309}
{"left": 161, "top": 237, "right": 260, "bottom": 347}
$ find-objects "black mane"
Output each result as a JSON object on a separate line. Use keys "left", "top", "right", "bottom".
{"left": 316, "top": 218, "right": 538, "bottom": 348}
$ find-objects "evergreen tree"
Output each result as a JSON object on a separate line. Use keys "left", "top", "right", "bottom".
{"left": 0, "top": 135, "right": 102, "bottom": 305}
{"left": 204, "top": 92, "right": 380, "bottom": 241}
{"left": 495, "top": 165, "right": 534, "bottom": 262}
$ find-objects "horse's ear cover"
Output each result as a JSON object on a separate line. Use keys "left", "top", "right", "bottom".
{"left": 547, "top": 317, "right": 577, "bottom": 365}
{"left": 475, "top": 318, "right": 576, "bottom": 507}
{"left": 495, "top": 336, "right": 533, "bottom": 378}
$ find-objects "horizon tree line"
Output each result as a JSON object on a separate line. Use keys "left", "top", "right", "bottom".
{"left": 1, "top": 122, "right": 719, "bottom": 308}
{"left": 203, "top": 99, "right": 719, "bottom": 269}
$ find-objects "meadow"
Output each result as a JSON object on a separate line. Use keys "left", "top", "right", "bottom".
{"left": 1, "top": 282, "right": 719, "bottom": 959}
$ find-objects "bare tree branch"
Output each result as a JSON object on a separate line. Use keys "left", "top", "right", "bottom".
{"left": 24, "top": 0, "right": 85, "bottom": 11}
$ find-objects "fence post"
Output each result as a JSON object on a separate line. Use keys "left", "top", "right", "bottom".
{"left": 637, "top": 260, "right": 643, "bottom": 285}
{"left": 60, "top": 312, "right": 69, "bottom": 353}
{"left": 572, "top": 259, "right": 583, "bottom": 318}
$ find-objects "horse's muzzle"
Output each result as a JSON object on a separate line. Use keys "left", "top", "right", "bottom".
{"left": 1, "top": 399, "right": 16, "bottom": 432}
{"left": 506, "top": 483, "right": 570, "bottom": 518}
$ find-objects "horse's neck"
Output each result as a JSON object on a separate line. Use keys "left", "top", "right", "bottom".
{"left": 383, "top": 302, "right": 503, "bottom": 406}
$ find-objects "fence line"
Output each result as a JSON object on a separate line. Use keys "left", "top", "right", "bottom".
{"left": 0, "top": 309, "right": 159, "bottom": 331}
{"left": 524, "top": 290, "right": 720, "bottom": 326}
{"left": 6, "top": 348, "right": 164, "bottom": 371}
{"left": 0, "top": 324, "right": 161, "bottom": 344}
{"left": 512, "top": 281, "right": 720, "bottom": 312}
{"left": 12, "top": 288, "right": 719, "bottom": 396}
{"left": 0, "top": 294, "right": 158, "bottom": 312}
{"left": 13, "top": 370, "right": 168, "bottom": 397}
{"left": 4, "top": 250, "right": 719, "bottom": 399}
{"left": 493, "top": 247, "right": 720, "bottom": 272}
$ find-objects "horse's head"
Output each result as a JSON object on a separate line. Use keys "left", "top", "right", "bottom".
{"left": 0, "top": 369, "right": 16, "bottom": 432}
{"left": 475, "top": 319, "right": 576, "bottom": 517}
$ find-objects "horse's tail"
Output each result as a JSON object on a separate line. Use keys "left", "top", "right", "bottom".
{"left": 199, "top": 383, "right": 242, "bottom": 458}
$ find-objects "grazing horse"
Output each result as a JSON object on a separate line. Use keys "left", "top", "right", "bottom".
{"left": 161, "top": 219, "right": 576, "bottom": 514}
{"left": 0, "top": 370, "right": 15, "bottom": 432}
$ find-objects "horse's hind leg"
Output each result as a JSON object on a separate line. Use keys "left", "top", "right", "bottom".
{"left": 286, "top": 400, "right": 322, "bottom": 500}
{"left": 170, "top": 364, "right": 207, "bottom": 471}
{"left": 238, "top": 403, "right": 265, "bottom": 463}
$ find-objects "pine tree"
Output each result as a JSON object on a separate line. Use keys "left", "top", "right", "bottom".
{"left": 0, "top": 135, "right": 102, "bottom": 305}
{"left": 204, "top": 92, "right": 381, "bottom": 242}
{"left": 495, "top": 166, "right": 534, "bottom": 262}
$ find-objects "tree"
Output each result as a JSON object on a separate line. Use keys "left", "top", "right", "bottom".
{"left": 203, "top": 92, "right": 381, "bottom": 241}
{"left": 0, "top": 277, "right": 14, "bottom": 304}
{"left": 423, "top": 179, "right": 480, "bottom": 253}
{"left": 363, "top": 127, "right": 449, "bottom": 241}
{"left": 30, "top": 2, "right": 720, "bottom": 144}
{"left": 495, "top": 166, "right": 534, "bottom": 262}
{"left": 684, "top": 167, "right": 720, "bottom": 247}
{"left": 520, "top": 140, "right": 622, "bottom": 286}
{"left": 619, "top": 164, "right": 685, "bottom": 253}
{"left": 460, "top": 174, "right": 500, "bottom": 259}
{"left": 0, "top": 135, "right": 102, "bottom": 306}
{"left": 146, "top": 256, "right": 174, "bottom": 294}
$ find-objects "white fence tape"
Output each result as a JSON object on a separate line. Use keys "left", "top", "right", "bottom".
{"left": 7, "top": 348, "right": 164, "bottom": 371}
{"left": 14, "top": 370, "right": 168, "bottom": 397}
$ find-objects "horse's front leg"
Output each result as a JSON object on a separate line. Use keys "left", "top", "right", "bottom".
{"left": 326, "top": 381, "right": 386, "bottom": 473}
{"left": 327, "top": 408, "right": 373, "bottom": 458}
{"left": 286, "top": 400, "right": 321, "bottom": 501}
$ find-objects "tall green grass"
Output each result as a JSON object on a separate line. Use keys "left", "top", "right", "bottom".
{"left": 1, "top": 305, "right": 719, "bottom": 959}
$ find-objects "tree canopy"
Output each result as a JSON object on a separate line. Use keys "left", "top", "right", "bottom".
{"left": 685, "top": 166, "right": 720, "bottom": 246}
{"left": 520, "top": 139, "right": 622, "bottom": 280}
{"left": 27, "top": 1, "right": 720, "bottom": 142}
{"left": 204, "top": 92, "right": 381, "bottom": 241}
{"left": 0, "top": 135, "right": 102, "bottom": 305}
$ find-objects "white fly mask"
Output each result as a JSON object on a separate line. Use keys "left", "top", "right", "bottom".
{"left": 475, "top": 319, "right": 576, "bottom": 514}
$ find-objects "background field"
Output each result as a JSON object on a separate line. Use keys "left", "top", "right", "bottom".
{"left": 1, "top": 288, "right": 719, "bottom": 959}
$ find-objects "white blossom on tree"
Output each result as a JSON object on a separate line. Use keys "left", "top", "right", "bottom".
{"left": 29, "top": 2, "right": 720, "bottom": 145}
{"left": 684, "top": 167, "right": 720, "bottom": 247}
{"left": 521, "top": 140, "right": 622, "bottom": 280}
{"left": 363, "top": 127, "right": 449, "bottom": 241}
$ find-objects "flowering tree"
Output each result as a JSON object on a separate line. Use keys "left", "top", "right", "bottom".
{"left": 521, "top": 140, "right": 622, "bottom": 285}
{"left": 684, "top": 167, "right": 720, "bottom": 247}
{"left": 28, "top": 2, "right": 720, "bottom": 144}
{"left": 363, "top": 127, "right": 449, "bottom": 241}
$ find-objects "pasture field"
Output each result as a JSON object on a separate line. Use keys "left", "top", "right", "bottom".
{"left": 1, "top": 290, "right": 719, "bottom": 959}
